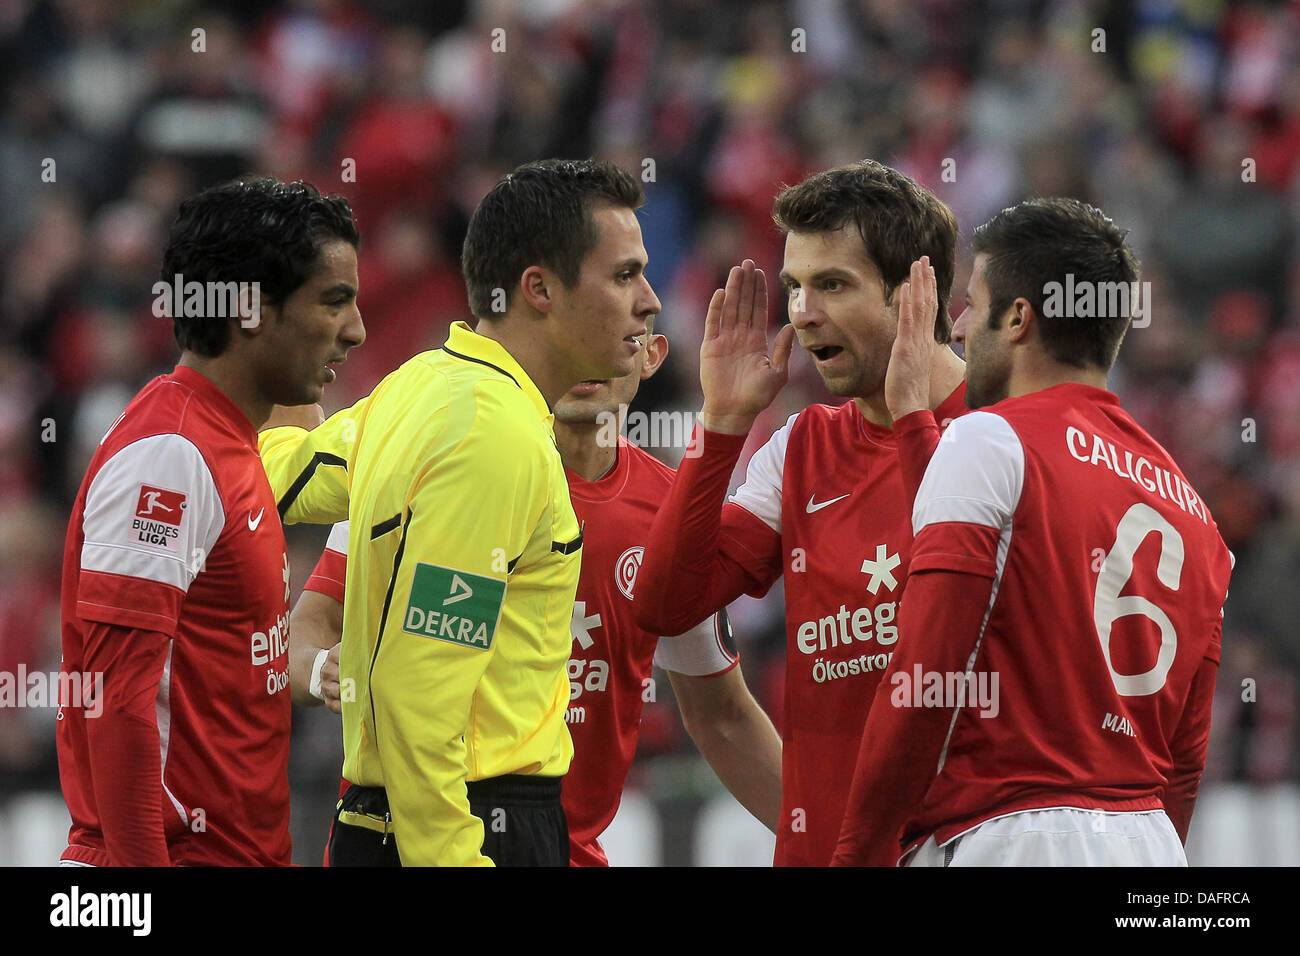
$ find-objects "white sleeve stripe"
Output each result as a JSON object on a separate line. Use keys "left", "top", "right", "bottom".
{"left": 913, "top": 412, "right": 1025, "bottom": 536}
{"left": 81, "top": 433, "right": 226, "bottom": 593}
{"left": 326, "top": 520, "right": 350, "bottom": 555}
{"left": 82, "top": 542, "right": 191, "bottom": 590}
{"left": 728, "top": 411, "right": 800, "bottom": 535}
{"left": 653, "top": 611, "right": 734, "bottom": 676}
{"left": 934, "top": 520, "right": 1013, "bottom": 775}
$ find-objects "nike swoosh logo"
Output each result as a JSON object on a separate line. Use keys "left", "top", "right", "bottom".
{"left": 806, "top": 493, "right": 850, "bottom": 514}
{"left": 248, "top": 508, "right": 265, "bottom": 531}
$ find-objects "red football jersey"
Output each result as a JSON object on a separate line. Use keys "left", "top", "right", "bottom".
{"left": 58, "top": 366, "right": 293, "bottom": 866}
{"left": 893, "top": 384, "right": 1233, "bottom": 853}
{"left": 720, "top": 386, "right": 969, "bottom": 866}
{"left": 306, "top": 438, "right": 736, "bottom": 867}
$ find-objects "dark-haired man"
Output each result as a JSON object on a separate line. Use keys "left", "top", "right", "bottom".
{"left": 258, "top": 159, "right": 660, "bottom": 866}
{"left": 633, "top": 160, "right": 969, "bottom": 866}
{"left": 57, "top": 178, "right": 364, "bottom": 866}
{"left": 834, "top": 198, "right": 1233, "bottom": 866}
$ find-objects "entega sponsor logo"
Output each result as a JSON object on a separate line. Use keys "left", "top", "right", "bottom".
{"left": 796, "top": 600, "right": 898, "bottom": 655}
{"left": 250, "top": 612, "right": 291, "bottom": 695}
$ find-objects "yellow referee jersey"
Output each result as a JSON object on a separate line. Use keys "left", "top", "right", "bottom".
{"left": 259, "top": 321, "right": 579, "bottom": 866}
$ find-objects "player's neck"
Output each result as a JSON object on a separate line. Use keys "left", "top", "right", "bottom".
{"left": 1008, "top": 355, "right": 1109, "bottom": 400}
{"left": 555, "top": 421, "right": 619, "bottom": 482}
{"left": 474, "top": 316, "right": 572, "bottom": 409}
{"left": 176, "top": 350, "right": 270, "bottom": 428}
{"left": 852, "top": 345, "right": 966, "bottom": 428}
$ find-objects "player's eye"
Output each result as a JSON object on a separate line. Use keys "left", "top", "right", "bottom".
{"left": 823, "top": 279, "right": 844, "bottom": 292}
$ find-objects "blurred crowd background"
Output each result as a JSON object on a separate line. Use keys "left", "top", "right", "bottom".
{"left": 1, "top": 0, "right": 1298, "bottom": 865}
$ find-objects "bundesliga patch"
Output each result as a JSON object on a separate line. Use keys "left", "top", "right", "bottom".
{"left": 402, "top": 563, "right": 505, "bottom": 650}
{"left": 132, "top": 484, "right": 187, "bottom": 547}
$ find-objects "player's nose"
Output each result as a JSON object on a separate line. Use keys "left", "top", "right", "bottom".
{"left": 951, "top": 307, "right": 969, "bottom": 345}
{"left": 638, "top": 275, "right": 662, "bottom": 317}
{"left": 342, "top": 304, "right": 366, "bottom": 350}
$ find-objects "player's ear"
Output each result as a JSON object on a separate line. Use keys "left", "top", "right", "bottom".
{"left": 238, "top": 292, "right": 274, "bottom": 339}
{"left": 518, "top": 266, "right": 553, "bottom": 315}
{"left": 1007, "top": 297, "right": 1034, "bottom": 343}
{"left": 640, "top": 334, "right": 669, "bottom": 380}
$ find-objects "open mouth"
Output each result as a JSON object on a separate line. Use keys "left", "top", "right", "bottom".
{"left": 809, "top": 345, "right": 843, "bottom": 362}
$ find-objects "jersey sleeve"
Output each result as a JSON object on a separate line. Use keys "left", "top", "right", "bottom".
{"left": 304, "top": 520, "right": 349, "bottom": 603}
{"left": 258, "top": 396, "right": 372, "bottom": 526}
{"left": 728, "top": 412, "right": 797, "bottom": 534}
{"left": 78, "top": 434, "right": 225, "bottom": 634}
{"left": 632, "top": 422, "right": 783, "bottom": 636}
{"left": 910, "top": 411, "right": 1026, "bottom": 577}
{"left": 653, "top": 607, "right": 739, "bottom": 677}
{"left": 369, "top": 393, "right": 552, "bottom": 867}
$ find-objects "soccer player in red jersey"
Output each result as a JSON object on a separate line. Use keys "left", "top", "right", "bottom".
{"left": 833, "top": 198, "right": 1234, "bottom": 866}
{"left": 632, "top": 161, "right": 968, "bottom": 866}
{"left": 57, "top": 179, "right": 365, "bottom": 866}
{"left": 290, "top": 319, "right": 782, "bottom": 866}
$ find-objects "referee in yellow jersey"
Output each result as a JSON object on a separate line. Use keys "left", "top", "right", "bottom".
{"left": 258, "top": 159, "right": 662, "bottom": 865}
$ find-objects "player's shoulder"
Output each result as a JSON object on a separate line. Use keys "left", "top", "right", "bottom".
{"left": 99, "top": 373, "right": 230, "bottom": 458}
{"left": 619, "top": 438, "right": 675, "bottom": 487}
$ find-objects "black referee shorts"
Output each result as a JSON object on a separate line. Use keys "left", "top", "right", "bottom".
{"left": 327, "top": 775, "right": 568, "bottom": 866}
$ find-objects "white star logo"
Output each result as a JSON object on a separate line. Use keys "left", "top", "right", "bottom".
{"left": 282, "top": 553, "right": 291, "bottom": 602}
{"left": 570, "top": 601, "right": 602, "bottom": 650}
{"left": 861, "top": 544, "right": 900, "bottom": 595}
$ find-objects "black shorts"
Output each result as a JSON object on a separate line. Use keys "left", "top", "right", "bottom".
{"left": 327, "top": 775, "right": 568, "bottom": 867}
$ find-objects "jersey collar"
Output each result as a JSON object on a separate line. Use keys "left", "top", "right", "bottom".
{"left": 169, "top": 365, "right": 259, "bottom": 448}
{"left": 443, "top": 321, "right": 552, "bottom": 422}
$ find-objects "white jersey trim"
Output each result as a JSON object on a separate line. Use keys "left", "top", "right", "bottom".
{"left": 326, "top": 519, "right": 350, "bottom": 555}
{"left": 653, "top": 609, "right": 736, "bottom": 676}
{"left": 729, "top": 412, "right": 800, "bottom": 534}
{"left": 912, "top": 412, "right": 1025, "bottom": 774}
{"left": 912, "top": 411, "right": 1025, "bottom": 534}
{"left": 81, "top": 433, "right": 226, "bottom": 593}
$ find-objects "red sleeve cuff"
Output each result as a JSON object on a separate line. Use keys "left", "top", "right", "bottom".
{"left": 77, "top": 569, "right": 183, "bottom": 634}
{"left": 304, "top": 548, "right": 347, "bottom": 603}
{"left": 908, "top": 522, "right": 1002, "bottom": 578}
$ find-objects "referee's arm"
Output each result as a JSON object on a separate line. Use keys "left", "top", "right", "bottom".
{"left": 258, "top": 395, "right": 372, "bottom": 524}
{"left": 370, "top": 424, "right": 547, "bottom": 866}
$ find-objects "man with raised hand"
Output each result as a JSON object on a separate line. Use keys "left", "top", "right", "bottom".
{"left": 633, "top": 161, "right": 968, "bottom": 866}
{"left": 834, "top": 198, "right": 1233, "bottom": 866}
{"left": 58, "top": 178, "right": 363, "bottom": 866}
{"left": 259, "top": 159, "right": 662, "bottom": 866}
{"left": 291, "top": 317, "right": 782, "bottom": 866}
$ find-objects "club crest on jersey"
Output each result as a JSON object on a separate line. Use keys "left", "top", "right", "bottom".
{"left": 615, "top": 546, "right": 643, "bottom": 600}
{"left": 403, "top": 563, "right": 505, "bottom": 650}
{"left": 132, "top": 484, "right": 186, "bottom": 547}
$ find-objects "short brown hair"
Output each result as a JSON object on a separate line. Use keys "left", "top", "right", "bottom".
{"left": 972, "top": 197, "right": 1139, "bottom": 370}
{"left": 773, "top": 160, "right": 958, "bottom": 343}
{"left": 462, "top": 158, "right": 645, "bottom": 319}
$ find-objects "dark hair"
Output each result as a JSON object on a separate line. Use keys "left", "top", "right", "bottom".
{"left": 161, "top": 178, "right": 359, "bottom": 357}
{"left": 461, "top": 158, "right": 645, "bottom": 319}
{"left": 772, "top": 160, "right": 959, "bottom": 343}
{"left": 972, "top": 197, "right": 1139, "bottom": 370}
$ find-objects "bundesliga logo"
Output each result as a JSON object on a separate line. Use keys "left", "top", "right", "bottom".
{"left": 131, "top": 485, "right": 186, "bottom": 547}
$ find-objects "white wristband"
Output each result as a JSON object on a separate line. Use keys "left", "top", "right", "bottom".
{"left": 308, "top": 648, "right": 330, "bottom": 701}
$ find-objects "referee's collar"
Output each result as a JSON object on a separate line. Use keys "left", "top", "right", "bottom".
{"left": 444, "top": 321, "right": 552, "bottom": 422}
